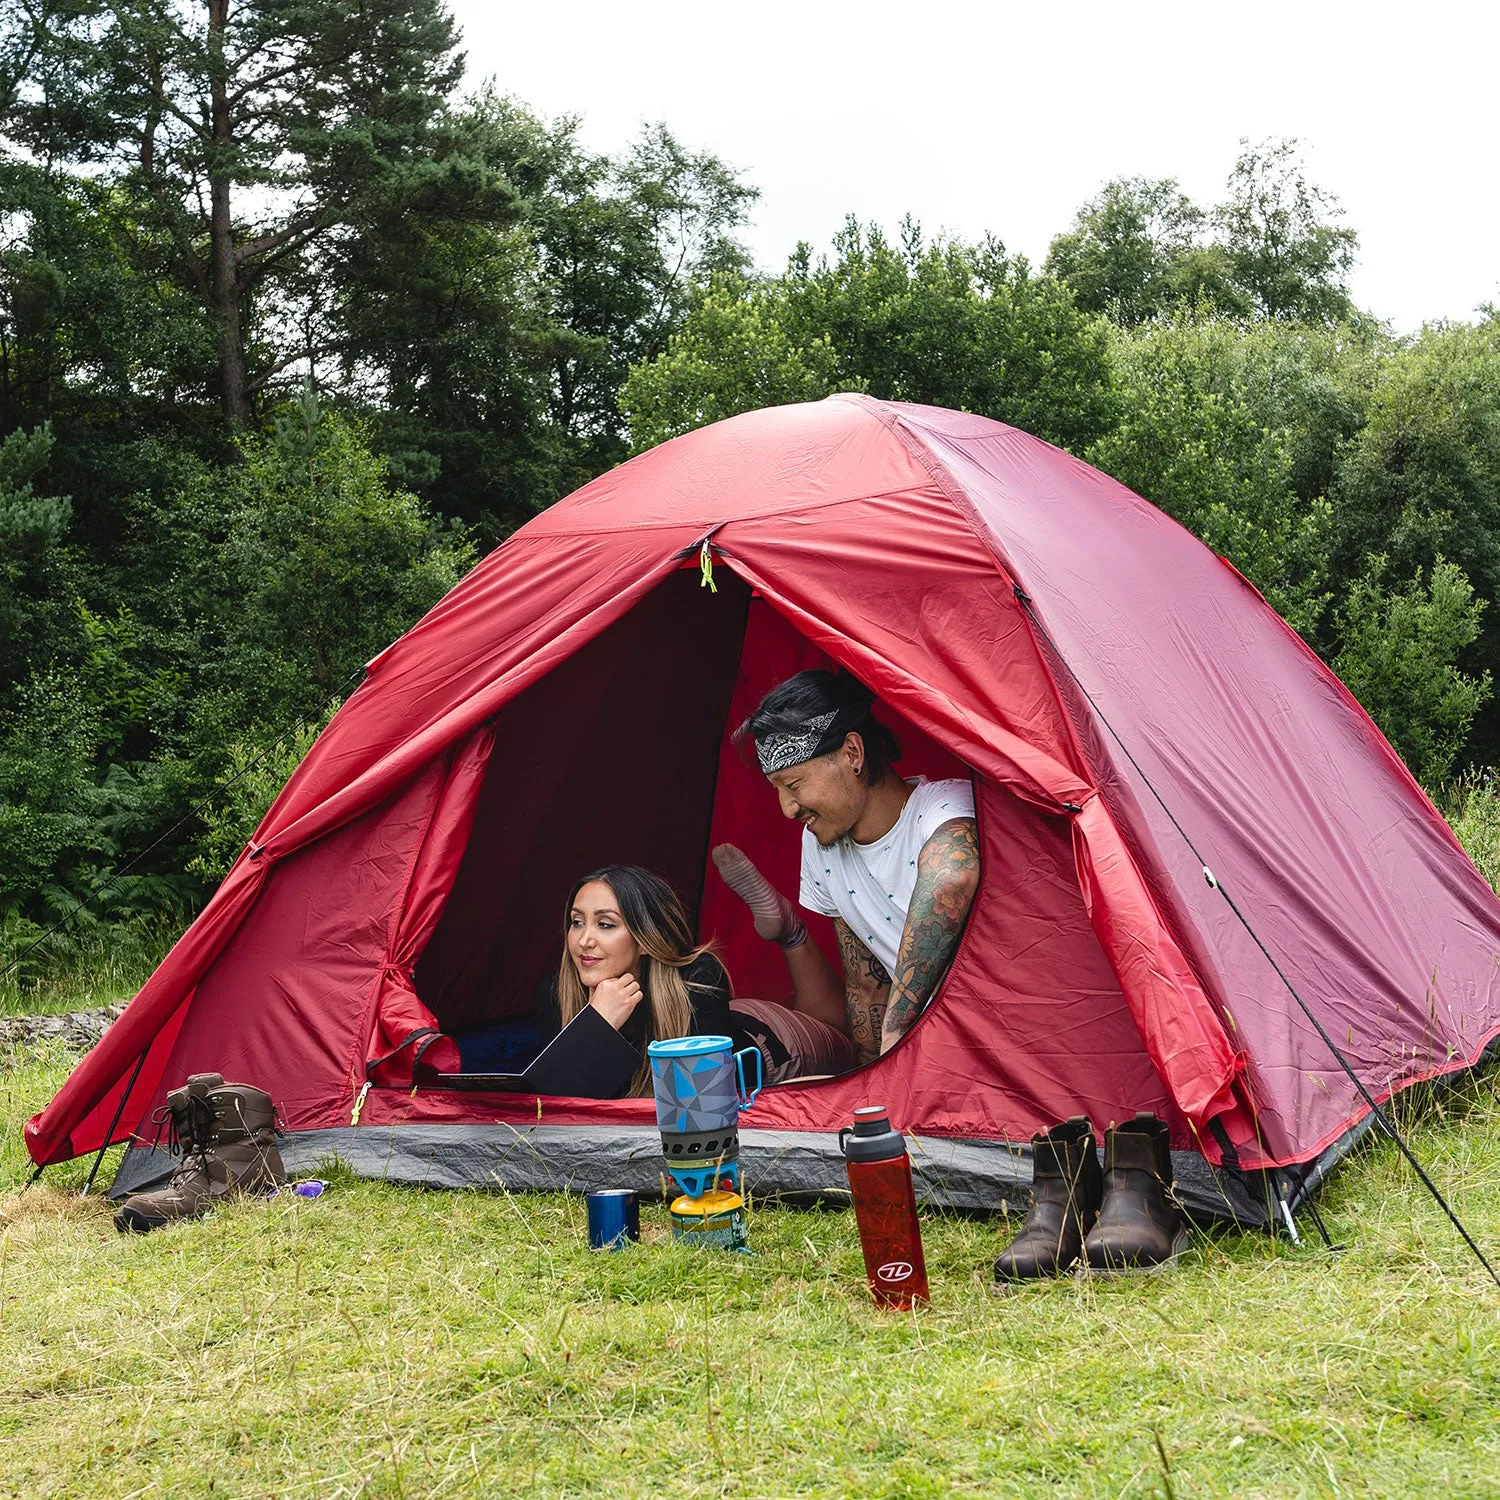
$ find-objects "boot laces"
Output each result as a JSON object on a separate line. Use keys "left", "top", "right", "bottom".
{"left": 149, "top": 1093, "right": 216, "bottom": 1180}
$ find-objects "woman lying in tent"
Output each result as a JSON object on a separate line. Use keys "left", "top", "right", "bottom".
{"left": 538, "top": 865, "right": 853, "bottom": 1096}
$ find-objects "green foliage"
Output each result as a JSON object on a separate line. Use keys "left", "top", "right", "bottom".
{"left": 1440, "top": 768, "right": 1500, "bottom": 895}
{"left": 0, "top": 909, "right": 175, "bottom": 1016}
{"left": 212, "top": 393, "right": 475, "bottom": 700}
{"left": 13, "top": 0, "right": 469, "bottom": 427}
{"left": 1046, "top": 140, "right": 1358, "bottom": 327}
{"left": 1333, "top": 557, "right": 1492, "bottom": 786}
{"left": 337, "top": 97, "right": 757, "bottom": 532}
{"left": 0, "top": 396, "right": 472, "bottom": 927}
{"left": 186, "top": 705, "right": 338, "bottom": 882}
{"left": 0, "top": 672, "right": 99, "bottom": 907}
{"left": 1044, "top": 176, "right": 1245, "bottom": 325}
{"left": 0, "top": 423, "right": 73, "bottom": 693}
{"left": 625, "top": 218, "right": 1114, "bottom": 455}
{"left": 1086, "top": 317, "right": 1337, "bottom": 638}
{"left": 784, "top": 219, "right": 1115, "bottom": 452}
{"left": 1217, "top": 139, "right": 1359, "bottom": 323}
{"left": 621, "top": 275, "right": 845, "bottom": 450}
{"left": 1330, "top": 317, "right": 1500, "bottom": 758}
{"left": 1, "top": 18, "right": 1499, "bottom": 957}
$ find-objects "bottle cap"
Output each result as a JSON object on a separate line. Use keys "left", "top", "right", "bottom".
{"left": 841, "top": 1105, "right": 908, "bottom": 1162}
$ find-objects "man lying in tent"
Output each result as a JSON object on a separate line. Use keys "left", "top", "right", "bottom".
{"left": 714, "top": 671, "right": 980, "bottom": 1067}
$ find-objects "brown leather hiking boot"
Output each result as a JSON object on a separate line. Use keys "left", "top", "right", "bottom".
{"left": 1082, "top": 1113, "right": 1189, "bottom": 1274}
{"left": 204, "top": 1079, "right": 285, "bottom": 1196}
{"left": 114, "top": 1074, "right": 283, "bottom": 1233}
{"left": 994, "top": 1116, "right": 1103, "bottom": 1281}
{"left": 114, "top": 1073, "right": 223, "bottom": 1233}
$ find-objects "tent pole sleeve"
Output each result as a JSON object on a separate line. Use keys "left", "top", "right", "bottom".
{"left": 82, "top": 1046, "right": 150, "bottom": 1196}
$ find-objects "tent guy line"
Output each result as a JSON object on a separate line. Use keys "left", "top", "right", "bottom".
{"left": 1015, "top": 587, "right": 1500, "bottom": 1290}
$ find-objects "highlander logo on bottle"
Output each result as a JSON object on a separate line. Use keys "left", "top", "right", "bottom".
{"left": 876, "top": 1261, "right": 913, "bottom": 1283}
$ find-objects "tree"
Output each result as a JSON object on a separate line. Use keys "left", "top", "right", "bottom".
{"left": 332, "top": 97, "right": 756, "bottom": 531}
{"left": 0, "top": 422, "right": 73, "bottom": 703}
{"left": 1048, "top": 143, "right": 1360, "bottom": 328}
{"left": 0, "top": 393, "right": 474, "bottom": 924}
{"left": 0, "top": 158, "right": 223, "bottom": 511}
{"left": 1087, "top": 317, "right": 1336, "bottom": 639}
{"left": 1331, "top": 316, "right": 1500, "bottom": 755}
{"left": 625, "top": 219, "right": 1115, "bottom": 456}
{"left": 782, "top": 219, "right": 1114, "bottom": 450}
{"left": 1215, "top": 139, "right": 1359, "bottom": 323}
{"left": 13, "top": 0, "right": 471, "bottom": 427}
{"left": 621, "top": 274, "right": 845, "bottom": 450}
{"left": 1334, "top": 558, "right": 1492, "bottom": 786}
{"left": 1045, "top": 176, "right": 1245, "bottom": 325}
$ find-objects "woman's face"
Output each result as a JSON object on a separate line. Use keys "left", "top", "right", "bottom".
{"left": 567, "top": 880, "right": 644, "bottom": 988}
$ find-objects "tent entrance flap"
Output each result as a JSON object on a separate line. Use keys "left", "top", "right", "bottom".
{"left": 414, "top": 567, "right": 753, "bottom": 1033}
{"left": 411, "top": 573, "right": 979, "bottom": 1034}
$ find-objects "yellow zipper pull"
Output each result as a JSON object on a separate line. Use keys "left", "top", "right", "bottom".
{"left": 350, "top": 1080, "right": 371, "bottom": 1126}
{"left": 699, "top": 538, "right": 717, "bottom": 593}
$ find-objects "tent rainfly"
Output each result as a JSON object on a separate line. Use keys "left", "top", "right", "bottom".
{"left": 29, "top": 396, "right": 1500, "bottom": 1227}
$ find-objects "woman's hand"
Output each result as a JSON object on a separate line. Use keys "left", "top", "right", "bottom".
{"left": 589, "top": 972, "right": 645, "bottom": 1030}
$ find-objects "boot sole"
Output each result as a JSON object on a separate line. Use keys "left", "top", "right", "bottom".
{"left": 114, "top": 1205, "right": 178, "bottom": 1234}
{"left": 989, "top": 1270, "right": 1077, "bottom": 1292}
{"left": 1078, "top": 1227, "right": 1191, "bottom": 1279}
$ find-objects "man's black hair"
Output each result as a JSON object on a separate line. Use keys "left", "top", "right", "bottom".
{"left": 735, "top": 669, "right": 901, "bottom": 785}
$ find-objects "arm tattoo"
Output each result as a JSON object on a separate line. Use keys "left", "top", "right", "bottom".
{"left": 835, "top": 917, "right": 890, "bottom": 1068}
{"left": 881, "top": 817, "right": 979, "bottom": 1054}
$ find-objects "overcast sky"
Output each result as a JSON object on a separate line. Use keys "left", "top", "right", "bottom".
{"left": 449, "top": 0, "right": 1496, "bottom": 333}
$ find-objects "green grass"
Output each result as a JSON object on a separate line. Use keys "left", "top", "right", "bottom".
{"left": 0, "top": 1047, "right": 1496, "bottom": 1498}
{"left": 0, "top": 781, "right": 1496, "bottom": 1495}
{"left": 0, "top": 919, "right": 178, "bottom": 1020}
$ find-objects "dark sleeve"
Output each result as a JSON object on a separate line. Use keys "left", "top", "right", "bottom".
{"left": 533, "top": 973, "right": 563, "bottom": 1045}
{"left": 685, "top": 953, "right": 736, "bottom": 1038}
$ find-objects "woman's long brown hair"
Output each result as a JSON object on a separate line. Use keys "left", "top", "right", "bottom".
{"left": 558, "top": 866, "right": 718, "bottom": 1098}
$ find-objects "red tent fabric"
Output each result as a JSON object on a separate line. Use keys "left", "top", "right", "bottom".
{"left": 30, "top": 396, "right": 1500, "bottom": 1207}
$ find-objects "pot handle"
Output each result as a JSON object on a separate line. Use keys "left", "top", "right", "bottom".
{"left": 734, "top": 1046, "right": 763, "bottom": 1110}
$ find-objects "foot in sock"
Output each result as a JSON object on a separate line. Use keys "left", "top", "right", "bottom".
{"left": 712, "top": 844, "right": 807, "bottom": 948}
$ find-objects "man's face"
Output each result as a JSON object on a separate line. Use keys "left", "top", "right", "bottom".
{"left": 766, "top": 733, "right": 869, "bottom": 845}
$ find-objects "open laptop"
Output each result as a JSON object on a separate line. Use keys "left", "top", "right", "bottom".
{"left": 433, "top": 1003, "right": 642, "bottom": 1098}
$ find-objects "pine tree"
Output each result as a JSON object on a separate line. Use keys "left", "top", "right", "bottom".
{"left": 12, "top": 0, "right": 478, "bottom": 426}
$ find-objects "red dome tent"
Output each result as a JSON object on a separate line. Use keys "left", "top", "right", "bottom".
{"left": 30, "top": 396, "right": 1500, "bottom": 1225}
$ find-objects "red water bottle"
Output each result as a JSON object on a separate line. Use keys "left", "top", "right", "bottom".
{"left": 840, "top": 1105, "right": 930, "bottom": 1309}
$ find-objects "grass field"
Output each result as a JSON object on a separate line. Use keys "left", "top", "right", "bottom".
{"left": 0, "top": 1041, "right": 1496, "bottom": 1498}
{"left": 2, "top": 786, "right": 1498, "bottom": 1496}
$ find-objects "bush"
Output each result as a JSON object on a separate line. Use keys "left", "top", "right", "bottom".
{"left": 0, "top": 397, "right": 475, "bottom": 930}
{"left": 1440, "top": 769, "right": 1500, "bottom": 894}
{"left": 1334, "top": 557, "right": 1492, "bottom": 786}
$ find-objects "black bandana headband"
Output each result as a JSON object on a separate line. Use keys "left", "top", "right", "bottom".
{"left": 754, "top": 703, "right": 870, "bottom": 775}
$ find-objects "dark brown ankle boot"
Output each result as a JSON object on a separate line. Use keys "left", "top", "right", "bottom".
{"left": 114, "top": 1075, "right": 283, "bottom": 1233}
{"left": 1082, "top": 1113, "right": 1189, "bottom": 1274}
{"left": 994, "top": 1116, "right": 1103, "bottom": 1281}
{"left": 205, "top": 1080, "right": 285, "bottom": 1195}
{"left": 114, "top": 1072, "right": 224, "bottom": 1233}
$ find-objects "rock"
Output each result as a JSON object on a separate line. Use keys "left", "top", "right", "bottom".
{"left": 0, "top": 1003, "right": 127, "bottom": 1055}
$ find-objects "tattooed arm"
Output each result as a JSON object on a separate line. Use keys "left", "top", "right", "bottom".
{"left": 880, "top": 817, "right": 979, "bottom": 1055}
{"left": 835, "top": 917, "right": 892, "bottom": 1068}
